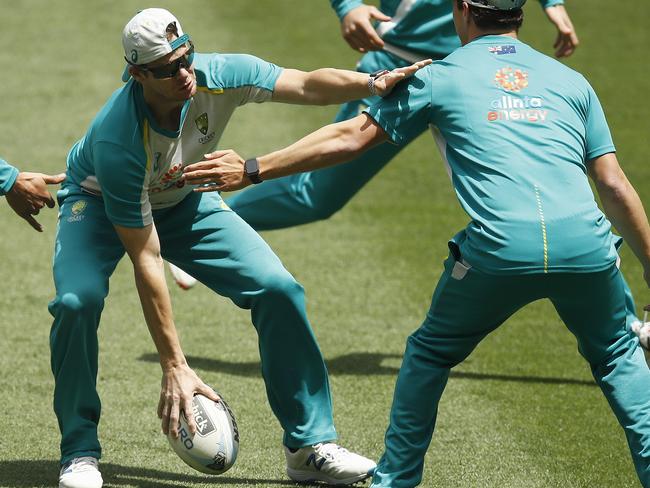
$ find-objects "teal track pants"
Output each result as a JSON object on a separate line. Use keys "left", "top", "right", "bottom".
{"left": 370, "top": 254, "right": 650, "bottom": 488}
{"left": 49, "top": 190, "right": 336, "bottom": 464}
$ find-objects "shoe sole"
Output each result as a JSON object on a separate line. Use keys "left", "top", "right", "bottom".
{"left": 287, "top": 467, "right": 372, "bottom": 485}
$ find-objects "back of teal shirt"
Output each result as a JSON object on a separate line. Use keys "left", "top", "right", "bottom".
{"left": 366, "top": 35, "right": 617, "bottom": 274}
{"left": 331, "top": 0, "right": 564, "bottom": 61}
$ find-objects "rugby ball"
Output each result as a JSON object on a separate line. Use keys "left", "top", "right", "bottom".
{"left": 168, "top": 393, "right": 239, "bottom": 474}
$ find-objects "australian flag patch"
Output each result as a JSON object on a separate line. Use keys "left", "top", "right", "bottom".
{"left": 488, "top": 45, "right": 516, "bottom": 55}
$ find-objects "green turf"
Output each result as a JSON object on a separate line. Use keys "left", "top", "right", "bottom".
{"left": 0, "top": 1, "right": 649, "bottom": 487}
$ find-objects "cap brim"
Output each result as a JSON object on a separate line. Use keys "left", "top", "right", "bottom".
{"left": 121, "top": 33, "right": 190, "bottom": 82}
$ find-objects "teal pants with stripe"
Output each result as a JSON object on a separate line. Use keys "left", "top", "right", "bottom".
{"left": 370, "top": 253, "right": 650, "bottom": 488}
{"left": 49, "top": 189, "right": 336, "bottom": 464}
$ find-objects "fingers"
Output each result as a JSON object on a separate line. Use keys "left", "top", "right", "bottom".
{"left": 201, "top": 385, "right": 222, "bottom": 403}
{"left": 43, "top": 173, "right": 67, "bottom": 185}
{"left": 361, "top": 25, "right": 385, "bottom": 51}
{"left": 182, "top": 395, "right": 196, "bottom": 436}
{"left": 24, "top": 215, "right": 43, "bottom": 232}
{"left": 202, "top": 149, "right": 233, "bottom": 160}
{"left": 45, "top": 193, "right": 56, "bottom": 208}
{"left": 157, "top": 392, "right": 165, "bottom": 419}
{"left": 193, "top": 184, "right": 227, "bottom": 193}
{"left": 369, "top": 6, "right": 391, "bottom": 22}
{"left": 168, "top": 398, "right": 181, "bottom": 439}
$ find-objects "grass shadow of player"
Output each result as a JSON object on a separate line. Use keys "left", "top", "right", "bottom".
{"left": 0, "top": 460, "right": 303, "bottom": 487}
{"left": 138, "top": 351, "right": 596, "bottom": 387}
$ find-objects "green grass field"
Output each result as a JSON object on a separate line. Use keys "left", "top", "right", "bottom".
{"left": 1, "top": 1, "right": 649, "bottom": 487}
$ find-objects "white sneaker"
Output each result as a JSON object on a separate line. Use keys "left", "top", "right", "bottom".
{"left": 167, "top": 262, "right": 197, "bottom": 290}
{"left": 59, "top": 457, "right": 103, "bottom": 488}
{"left": 631, "top": 320, "right": 650, "bottom": 350}
{"left": 285, "top": 442, "right": 376, "bottom": 485}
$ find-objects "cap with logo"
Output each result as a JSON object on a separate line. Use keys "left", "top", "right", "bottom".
{"left": 121, "top": 8, "right": 191, "bottom": 82}
{"left": 464, "top": 0, "right": 527, "bottom": 9}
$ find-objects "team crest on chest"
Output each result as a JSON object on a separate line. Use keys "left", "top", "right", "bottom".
{"left": 195, "top": 112, "right": 209, "bottom": 135}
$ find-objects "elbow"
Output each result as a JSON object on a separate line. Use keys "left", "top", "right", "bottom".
{"left": 597, "top": 173, "right": 631, "bottom": 203}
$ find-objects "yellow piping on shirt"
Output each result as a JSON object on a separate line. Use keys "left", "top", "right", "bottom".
{"left": 534, "top": 184, "right": 548, "bottom": 273}
{"left": 196, "top": 86, "right": 224, "bottom": 95}
{"left": 143, "top": 119, "right": 152, "bottom": 172}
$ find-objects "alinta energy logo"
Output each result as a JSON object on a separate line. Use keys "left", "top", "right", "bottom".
{"left": 488, "top": 67, "right": 548, "bottom": 123}
{"left": 494, "top": 67, "right": 528, "bottom": 92}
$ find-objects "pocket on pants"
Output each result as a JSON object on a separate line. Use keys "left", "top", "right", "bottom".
{"left": 448, "top": 241, "right": 472, "bottom": 281}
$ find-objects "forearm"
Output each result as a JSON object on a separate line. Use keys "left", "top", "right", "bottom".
{"left": 277, "top": 68, "right": 372, "bottom": 105}
{"left": 599, "top": 178, "right": 650, "bottom": 270}
{"left": 0, "top": 158, "right": 19, "bottom": 196}
{"left": 116, "top": 224, "right": 187, "bottom": 370}
{"left": 133, "top": 254, "right": 187, "bottom": 368}
{"left": 258, "top": 115, "right": 384, "bottom": 180}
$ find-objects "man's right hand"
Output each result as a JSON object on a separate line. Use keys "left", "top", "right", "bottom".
{"left": 159, "top": 363, "right": 222, "bottom": 438}
{"left": 5, "top": 171, "right": 66, "bottom": 231}
{"left": 341, "top": 5, "right": 391, "bottom": 53}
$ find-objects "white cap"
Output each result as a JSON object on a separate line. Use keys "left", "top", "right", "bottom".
{"left": 121, "top": 8, "right": 189, "bottom": 81}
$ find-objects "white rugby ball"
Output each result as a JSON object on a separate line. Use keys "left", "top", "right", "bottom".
{"left": 168, "top": 393, "right": 239, "bottom": 474}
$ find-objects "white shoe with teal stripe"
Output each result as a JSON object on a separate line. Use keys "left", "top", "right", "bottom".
{"left": 285, "top": 442, "right": 376, "bottom": 485}
{"left": 59, "top": 457, "right": 103, "bottom": 488}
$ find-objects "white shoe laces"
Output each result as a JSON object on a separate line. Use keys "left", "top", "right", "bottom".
{"left": 61, "top": 456, "right": 99, "bottom": 474}
{"left": 312, "top": 442, "right": 350, "bottom": 461}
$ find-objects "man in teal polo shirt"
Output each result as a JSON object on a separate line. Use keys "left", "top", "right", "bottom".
{"left": 227, "top": 0, "right": 578, "bottom": 230}
{"left": 51, "top": 8, "right": 430, "bottom": 488}
{"left": 184, "top": 1, "right": 650, "bottom": 485}
{"left": 1, "top": 158, "right": 64, "bottom": 231}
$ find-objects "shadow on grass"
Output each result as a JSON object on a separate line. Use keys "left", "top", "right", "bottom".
{"left": 138, "top": 352, "right": 596, "bottom": 387}
{"left": 0, "top": 460, "right": 304, "bottom": 487}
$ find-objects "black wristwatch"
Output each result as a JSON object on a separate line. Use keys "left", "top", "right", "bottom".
{"left": 244, "top": 158, "right": 263, "bottom": 184}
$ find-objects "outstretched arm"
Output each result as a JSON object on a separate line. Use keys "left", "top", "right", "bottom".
{"left": 183, "top": 113, "right": 388, "bottom": 192}
{"left": 2, "top": 164, "right": 66, "bottom": 231}
{"left": 542, "top": 2, "right": 579, "bottom": 58}
{"left": 271, "top": 59, "right": 431, "bottom": 105}
{"left": 114, "top": 223, "right": 220, "bottom": 437}
{"left": 588, "top": 152, "right": 650, "bottom": 286}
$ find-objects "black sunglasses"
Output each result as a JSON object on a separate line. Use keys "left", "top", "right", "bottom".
{"left": 126, "top": 41, "right": 195, "bottom": 79}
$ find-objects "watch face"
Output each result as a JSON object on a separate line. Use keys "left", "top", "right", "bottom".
{"left": 245, "top": 158, "right": 259, "bottom": 175}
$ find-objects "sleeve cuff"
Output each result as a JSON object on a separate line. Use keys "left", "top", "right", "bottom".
{"left": 363, "top": 107, "right": 403, "bottom": 145}
{"left": 586, "top": 146, "right": 616, "bottom": 161}
{"left": 0, "top": 164, "right": 19, "bottom": 196}
{"left": 331, "top": 0, "right": 364, "bottom": 20}
{"left": 540, "top": 0, "right": 564, "bottom": 8}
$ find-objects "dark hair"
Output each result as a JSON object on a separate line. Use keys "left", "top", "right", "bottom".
{"left": 456, "top": 0, "right": 524, "bottom": 31}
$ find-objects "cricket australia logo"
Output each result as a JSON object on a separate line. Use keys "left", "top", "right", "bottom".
{"left": 71, "top": 200, "right": 87, "bottom": 215}
{"left": 195, "top": 112, "right": 209, "bottom": 135}
{"left": 494, "top": 67, "right": 528, "bottom": 93}
{"left": 67, "top": 199, "right": 87, "bottom": 223}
